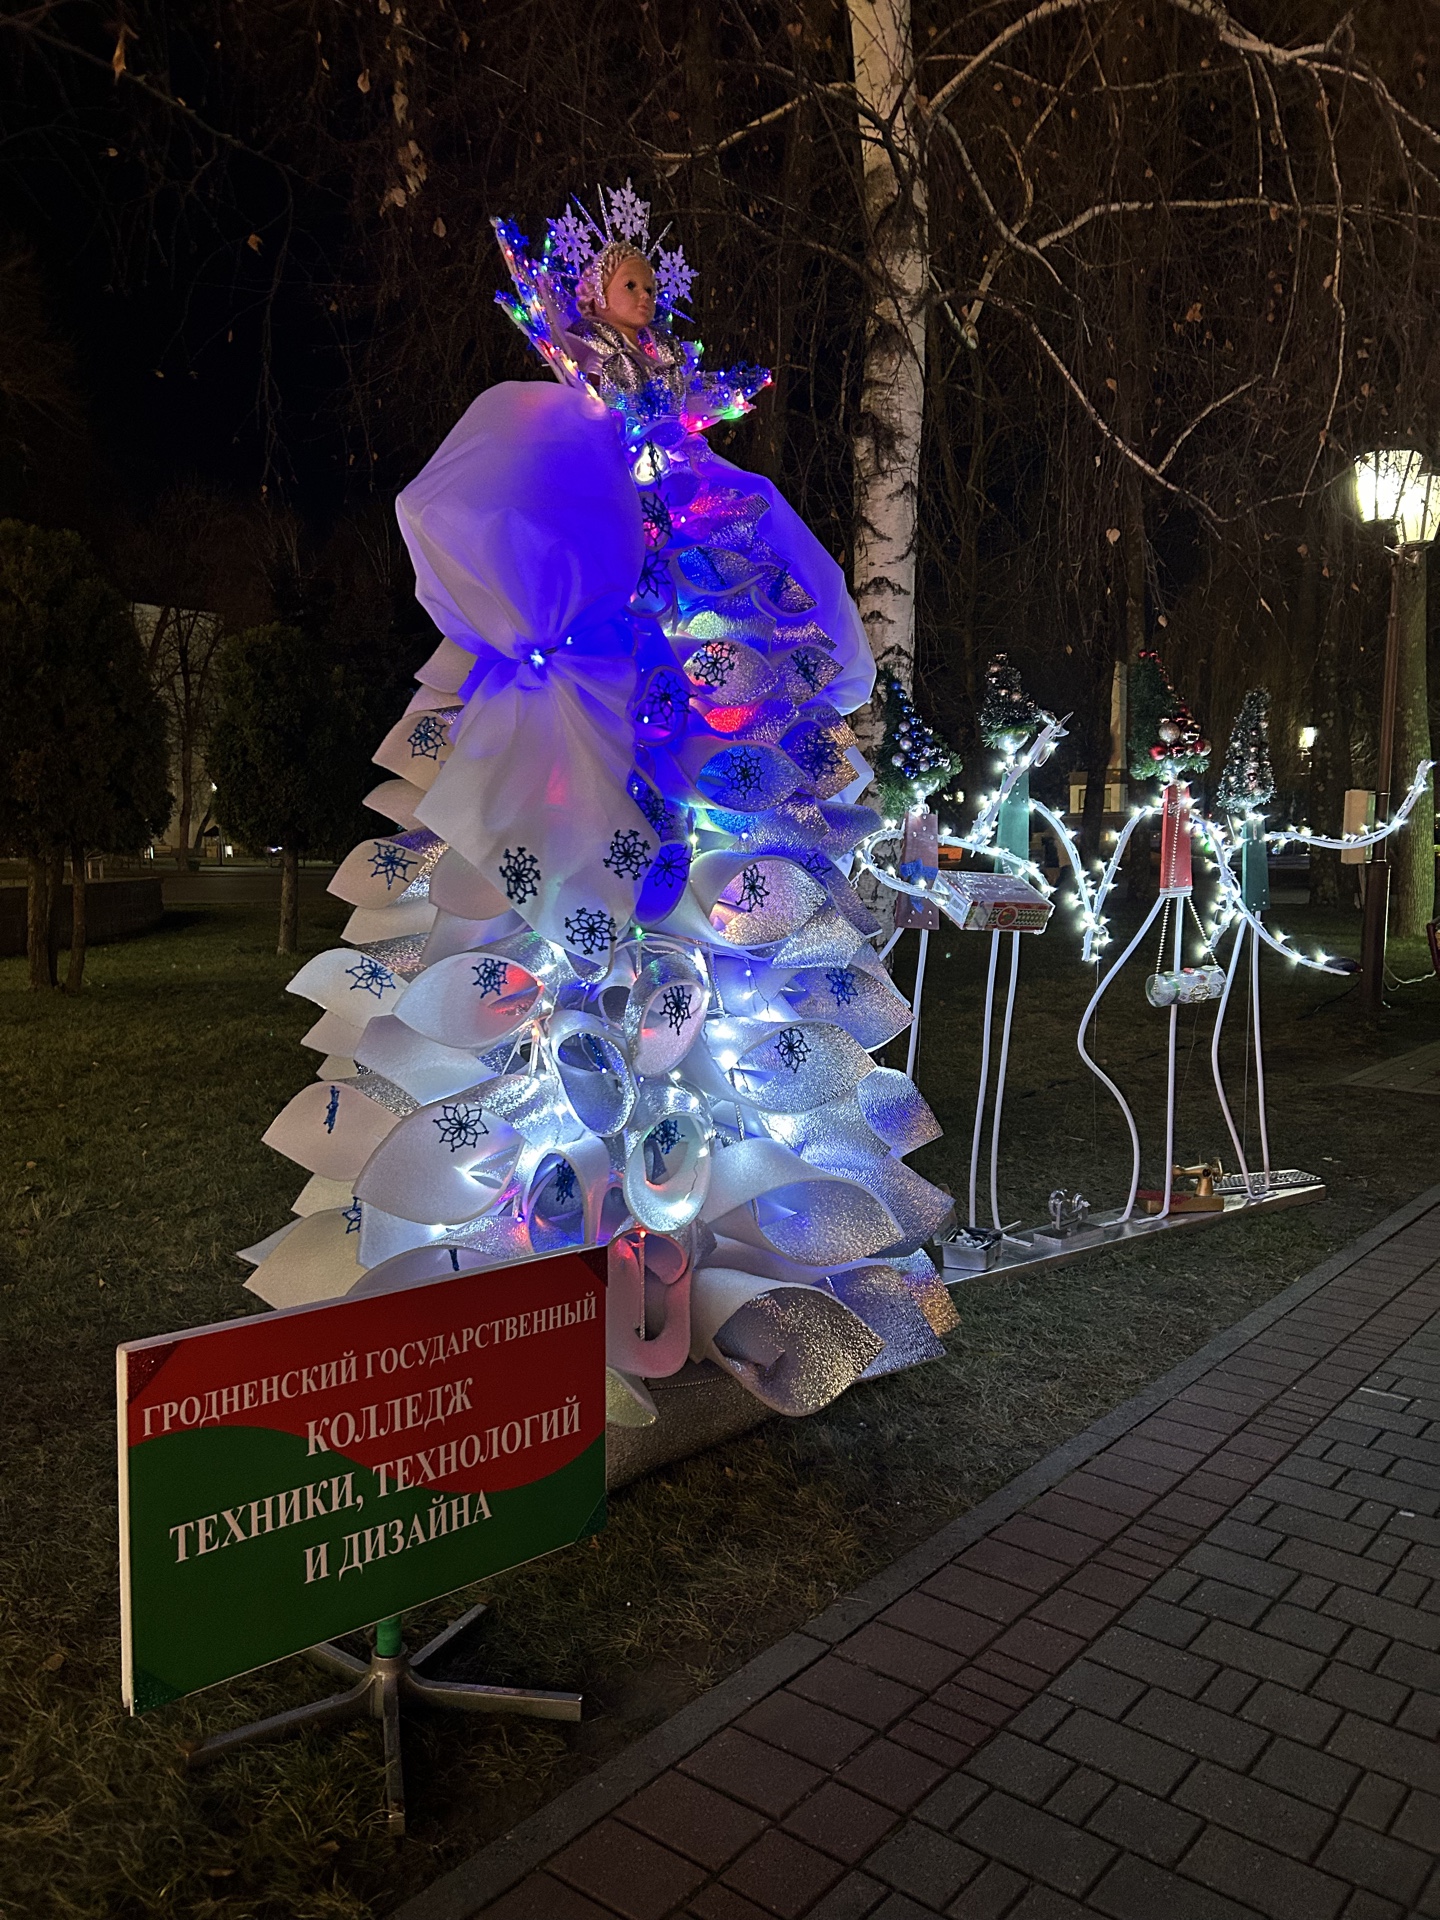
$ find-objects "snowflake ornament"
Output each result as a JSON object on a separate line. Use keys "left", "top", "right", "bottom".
{"left": 774, "top": 1027, "right": 812, "bottom": 1074}
{"left": 659, "top": 984, "right": 694, "bottom": 1034}
{"left": 564, "top": 905, "right": 616, "bottom": 957}
{"left": 434, "top": 1103, "right": 488, "bottom": 1153}
{"left": 472, "top": 958, "right": 508, "bottom": 1000}
{"left": 655, "top": 245, "right": 696, "bottom": 313}
{"left": 603, "top": 828, "right": 652, "bottom": 881}
{"left": 736, "top": 862, "right": 770, "bottom": 913}
{"left": 547, "top": 205, "right": 601, "bottom": 273}
{"left": 367, "top": 842, "right": 416, "bottom": 889}
{"left": 551, "top": 1161, "right": 579, "bottom": 1207}
{"left": 341, "top": 1199, "right": 362, "bottom": 1234}
{"left": 324, "top": 1086, "right": 341, "bottom": 1133}
{"left": 604, "top": 179, "right": 651, "bottom": 243}
{"left": 499, "top": 846, "right": 541, "bottom": 905}
{"left": 650, "top": 1116, "right": 682, "bottom": 1156}
{"left": 407, "top": 713, "right": 447, "bottom": 760}
{"left": 345, "top": 955, "right": 396, "bottom": 1000}
{"left": 826, "top": 968, "right": 859, "bottom": 1007}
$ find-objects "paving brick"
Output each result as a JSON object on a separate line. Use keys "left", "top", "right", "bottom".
{"left": 945, "top": 1862, "right": 1030, "bottom": 1919}
{"left": 1047, "top": 1659, "right": 1145, "bottom": 1719}
{"left": 1380, "top": 1567, "right": 1428, "bottom": 1606}
{"left": 1314, "top": 1819, "right": 1433, "bottom": 1907}
{"left": 1339, "top": 1894, "right": 1405, "bottom": 1920}
{"left": 1028, "top": 1587, "right": 1118, "bottom": 1640}
{"left": 789, "top": 1658, "right": 923, "bottom": 1731}
{"left": 990, "top": 1618, "right": 1088, "bottom": 1676}
{"left": 1003, "top": 1891, "right": 1091, "bottom": 1920}
{"left": 934, "top": 1679, "right": 1021, "bottom": 1727}
{"left": 1083, "top": 1781, "right": 1202, "bottom": 1867}
{"left": 1116, "top": 1595, "right": 1208, "bottom": 1645}
{"left": 1005, "top": 1694, "right": 1071, "bottom": 1742}
{"left": 1183, "top": 1579, "right": 1269, "bottom": 1628}
{"left": 1110, "top": 1434, "right": 1212, "bottom": 1475}
{"left": 1255, "top": 1599, "right": 1349, "bottom": 1655}
{"left": 911, "top": 1699, "right": 1004, "bottom": 1747}
{"left": 1341, "top": 1771, "right": 1406, "bottom": 1832}
{"left": 620, "top": 1772, "right": 770, "bottom": 1870}
{"left": 1027, "top": 1489, "right": 1133, "bottom": 1541}
{"left": 550, "top": 1820, "right": 709, "bottom": 1920}
{"left": 1327, "top": 1711, "right": 1440, "bottom": 1793}
{"left": 686, "top": 1885, "right": 780, "bottom": 1920}
{"left": 739, "top": 1692, "right": 872, "bottom": 1769}
{"left": 680, "top": 1729, "right": 825, "bottom": 1816}
{"left": 1061, "top": 1563, "right": 1151, "bottom": 1609}
{"left": 973, "top": 1648, "right": 1052, "bottom": 1693}
{"left": 779, "top": 1783, "right": 901, "bottom": 1867}
{"left": 1123, "top": 1685, "right": 1268, "bottom": 1769}
{"left": 1085, "top": 1450, "right": 1184, "bottom": 1496}
{"left": 923, "top": 1566, "right": 1034, "bottom": 1623}
{"left": 889, "top": 1718, "right": 973, "bottom": 1768}
{"left": 1043, "top": 1767, "right": 1110, "bottom": 1825}
{"left": 1047, "top": 1706, "right": 1193, "bottom": 1795}
{"left": 1205, "top": 1516, "right": 1287, "bottom": 1557}
{"left": 1253, "top": 1474, "right": 1362, "bottom": 1520}
{"left": 1059, "top": 1469, "right": 1158, "bottom": 1518}
{"left": 1173, "top": 1758, "right": 1334, "bottom": 1859}
{"left": 1250, "top": 1734, "right": 1359, "bottom": 1810}
{"left": 913, "top": 1773, "right": 989, "bottom": 1834}
{"left": 1310, "top": 1661, "right": 1408, "bottom": 1722}
{"left": 864, "top": 1896, "right": 937, "bottom": 1920}
{"left": 838, "top": 1625, "right": 966, "bottom": 1692}
{"left": 1088, "top": 1625, "right": 1217, "bottom": 1697}
{"left": 1151, "top": 1492, "right": 1232, "bottom": 1529}
{"left": 1323, "top": 1583, "right": 1440, "bottom": 1648}
{"left": 957, "top": 1791, "right": 1116, "bottom": 1898}
{"left": 1198, "top": 1668, "right": 1257, "bottom": 1714}
{"left": 1274, "top": 1537, "right": 1391, "bottom": 1594}
{"left": 954, "top": 1539, "right": 1071, "bottom": 1594}
{"left": 879, "top": 1593, "right": 1001, "bottom": 1658}
{"left": 1398, "top": 1690, "right": 1440, "bottom": 1736}
{"left": 1392, "top": 1786, "right": 1440, "bottom": 1850}
{"left": 1176, "top": 1826, "right": 1347, "bottom": 1920}
{"left": 998, "top": 1516, "right": 1107, "bottom": 1569}
{"left": 1282, "top": 1573, "right": 1336, "bottom": 1611}
{"left": 1333, "top": 1627, "right": 1389, "bottom": 1671}
{"left": 862, "top": 1825, "right": 983, "bottom": 1908}
{"left": 803, "top": 1871, "right": 888, "bottom": 1920}
{"left": 1190, "top": 1618, "right": 1326, "bottom": 1690}
{"left": 721, "top": 1828, "right": 846, "bottom": 1919}
{"left": 964, "top": 1731, "right": 1074, "bottom": 1805}
{"left": 1087, "top": 1851, "right": 1258, "bottom": 1920}
{"left": 836, "top": 1739, "right": 948, "bottom": 1812}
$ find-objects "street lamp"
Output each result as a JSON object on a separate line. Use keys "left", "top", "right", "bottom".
{"left": 1349, "top": 449, "right": 1440, "bottom": 1015}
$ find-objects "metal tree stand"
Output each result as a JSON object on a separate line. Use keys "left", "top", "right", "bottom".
{"left": 183, "top": 1604, "right": 581, "bottom": 1835}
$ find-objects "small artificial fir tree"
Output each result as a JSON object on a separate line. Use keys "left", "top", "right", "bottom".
{"left": 978, "top": 652, "right": 1045, "bottom": 752}
{"left": 1215, "top": 688, "right": 1277, "bottom": 817}
{"left": 874, "top": 668, "right": 963, "bottom": 818}
{"left": 1127, "top": 650, "right": 1210, "bottom": 783}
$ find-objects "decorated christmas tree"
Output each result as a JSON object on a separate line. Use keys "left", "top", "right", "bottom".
{"left": 1215, "top": 687, "right": 1277, "bottom": 817}
{"left": 1127, "top": 650, "right": 1210, "bottom": 783}
{"left": 978, "top": 652, "right": 1045, "bottom": 753}
{"left": 874, "top": 668, "right": 963, "bottom": 818}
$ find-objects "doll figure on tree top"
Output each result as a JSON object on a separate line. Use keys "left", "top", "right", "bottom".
{"left": 245, "top": 180, "right": 957, "bottom": 1461}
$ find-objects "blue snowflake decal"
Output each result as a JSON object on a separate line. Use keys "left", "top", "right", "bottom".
{"left": 324, "top": 1085, "right": 341, "bottom": 1133}
{"left": 345, "top": 956, "right": 396, "bottom": 999}
{"left": 641, "top": 493, "right": 673, "bottom": 546}
{"left": 736, "top": 862, "right": 770, "bottom": 913}
{"left": 407, "top": 713, "right": 447, "bottom": 760}
{"left": 341, "top": 1199, "right": 362, "bottom": 1234}
{"left": 472, "top": 957, "right": 508, "bottom": 999}
{"left": 774, "top": 1027, "right": 812, "bottom": 1074}
{"left": 636, "top": 552, "right": 670, "bottom": 599}
{"left": 367, "top": 841, "right": 416, "bottom": 889}
{"left": 650, "top": 1116, "right": 681, "bottom": 1155}
{"left": 797, "top": 849, "right": 831, "bottom": 878}
{"left": 650, "top": 846, "right": 690, "bottom": 891}
{"left": 499, "top": 846, "right": 541, "bottom": 905}
{"left": 791, "top": 730, "right": 846, "bottom": 783}
{"left": 827, "top": 968, "right": 859, "bottom": 1006}
{"left": 603, "top": 828, "right": 652, "bottom": 881}
{"left": 434, "top": 1103, "right": 488, "bottom": 1153}
{"left": 563, "top": 905, "right": 616, "bottom": 957}
{"left": 659, "top": 984, "right": 693, "bottom": 1033}
{"left": 689, "top": 641, "right": 739, "bottom": 690}
{"left": 792, "top": 650, "right": 825, "bottom": 691}
{"left": 628, "top": 775, "right": 669, "bottom": 833}
{"left": 551, "top": 1162, "right": 578, "bottom": 1207}
{"left": 638, "top": 670, "right": 688, "bottom": 733}
{"left": 719, "top": 747, "right": 765, "bottom": 802}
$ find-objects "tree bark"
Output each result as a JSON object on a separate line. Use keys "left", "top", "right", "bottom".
{"left": 66, "top": 842, "right": 87, "bottom": 992}
{"left": 174, "top": 734, "right": 193, "bottom": 870}
{"left": 1390, "top": 550, "right": 1435, "bottom": 937}
{"left": 25, "top": 853, "right": 53, "bottom": 990}
{"left": 278, "top": 845, "right": 301, "bottom": 955}
{"left": 846, "top": 0, "right": 927, "bottom": 730}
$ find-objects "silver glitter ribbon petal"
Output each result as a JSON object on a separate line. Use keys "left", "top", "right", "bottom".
{"left": 729, "top": 1021, "right": 873, "bottom": 1115}
{"left": 854, "top": 1068, "right": 943, "bottom": 1155}
{"left": 691, "top": 1270, "right": 883, "bottom": 1415}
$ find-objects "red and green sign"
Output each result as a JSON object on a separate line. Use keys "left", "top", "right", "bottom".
{"left": 118, "top": 1250, "right": 606, "bottom": 1712}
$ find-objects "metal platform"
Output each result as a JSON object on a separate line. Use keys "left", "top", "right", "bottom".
{"left": 943, "top": 1172, "right": 1326, "bottom": 1288}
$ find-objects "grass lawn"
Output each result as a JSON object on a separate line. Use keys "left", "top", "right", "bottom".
{"left": 1, "top": 884, "right": 1437, "bottom": 1919}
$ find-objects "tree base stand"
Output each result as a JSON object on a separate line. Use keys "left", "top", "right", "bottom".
{"left": 182, "top": 1605, "right": 581, "bottom": 1835}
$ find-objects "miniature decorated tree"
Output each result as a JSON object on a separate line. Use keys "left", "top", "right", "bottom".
{"left": 1127, "top": 650, "right": 1210, "bottom": 784}
{"left": 978, "top": 652, "right": 1045, "bottom": 755}
{"left": 1215, "top": 687, "right": 1276, "bottom": 818}
{"left": 873, "top": 668, "right": 963, "bottom": 819}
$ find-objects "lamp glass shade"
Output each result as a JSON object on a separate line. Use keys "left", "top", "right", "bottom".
{"left": 1351, "top": 448, "right": 1440, "bottom": 544}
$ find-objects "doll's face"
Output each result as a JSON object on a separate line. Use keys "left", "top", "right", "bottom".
{"left": 602, "top": 255, "right": 656, "bottom": 337}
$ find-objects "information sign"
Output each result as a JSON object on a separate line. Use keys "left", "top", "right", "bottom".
{"left": 118, "top": 1249, "right": 606, "bottom": 1712}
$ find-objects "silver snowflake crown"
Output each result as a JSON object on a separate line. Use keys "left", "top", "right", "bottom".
{"left": 546, "top": 180, "right": 697, "bottom": 318}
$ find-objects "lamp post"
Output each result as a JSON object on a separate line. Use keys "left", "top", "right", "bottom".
{"left": 1349, "top": 449, "right": 1440, "bottom": 1015}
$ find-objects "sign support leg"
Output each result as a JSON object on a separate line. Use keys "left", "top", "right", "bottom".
{"left": 183, "top": 1603, "right": 581, "bottom": 1836}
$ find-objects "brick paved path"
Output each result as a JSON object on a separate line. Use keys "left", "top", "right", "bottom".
{"left": 398, "top": 1188, "right": 1440, "bottom": 1920}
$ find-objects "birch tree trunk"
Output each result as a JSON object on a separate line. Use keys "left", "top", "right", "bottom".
{"left": 846, "top": 0, "right": 926, "bottom": 735}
